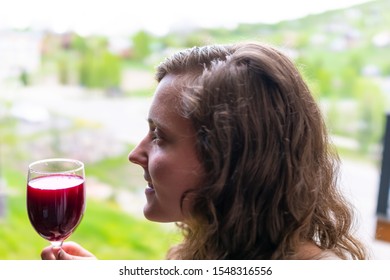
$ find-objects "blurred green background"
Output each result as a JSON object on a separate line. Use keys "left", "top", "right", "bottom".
{"left": 1, "top": 0, "right": 390, "bottom": 259}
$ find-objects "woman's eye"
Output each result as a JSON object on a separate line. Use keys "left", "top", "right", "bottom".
{"left": 150, "top": 128, "right": 162, "bottom": 144}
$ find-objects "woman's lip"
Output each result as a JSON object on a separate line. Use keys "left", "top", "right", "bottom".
{"left": 145, "top": 184, "right": 155, "bottom": 195}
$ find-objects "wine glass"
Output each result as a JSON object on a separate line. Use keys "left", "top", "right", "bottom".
{"left": 27, "top": 158, "right": 86, "bottom": 249}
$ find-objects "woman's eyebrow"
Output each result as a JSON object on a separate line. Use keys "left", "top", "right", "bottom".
{"left": 147, "top": 118, "right": 168, "bottom": 132}
{"left": 147, "top": 118, "right": 155, "bottom": 127}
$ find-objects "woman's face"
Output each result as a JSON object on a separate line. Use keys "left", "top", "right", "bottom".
{"left": 128, "top": 74, "right": 204, "bottom": 223}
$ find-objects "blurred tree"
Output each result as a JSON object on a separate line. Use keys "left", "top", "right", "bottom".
{"left": 316, "top": 67, "right": 333, "bottom": 98}
{"left": 101, "top": 51, "right": 122, "bottom": 91}
{"left": 325, "top": 97, "right": 342, "bottom": 135}
{"left": 57, "top": 55, "right": 70, "bottom": 85}
{"left": 355, "top": 78, "right": 386, "bottom": 154}
{"left": 19, "top": 69, "right": 29, "bottom": 86}
{"left": 338, "top": 67, "right": 358, "bottom": 98}
{"left": 78, "top": 40, "right": 122, "bottom": 90}
{"left": 183, "top": 30, "right": 213, "bottom": 48}
{"left": 295, "top": 57, "right": 332, "bottom": 99}
{"left": 382, "top": 63, "right": 390, "bottom": 76}
{"left": 132, "top": 30, "right": 152, "bottom": 61}
{"left": 349, "top": 52, "right": 364, "bottom": 75}
{"left": 71, "top": 34, "right": 88, "bottom": 54}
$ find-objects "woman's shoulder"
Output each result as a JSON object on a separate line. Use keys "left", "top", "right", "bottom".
{"left": 295, "top": 242, "right": 342, "bottom": 260}
{"left": 166, "top": 244, "right": 182, "bottom": 260}
{"left": 313, "top": 250, "right": 342, "bottom": 260}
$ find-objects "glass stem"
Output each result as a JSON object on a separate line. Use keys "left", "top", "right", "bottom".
{"left": 51, "top": 241, "right": 63, "bottom": 249}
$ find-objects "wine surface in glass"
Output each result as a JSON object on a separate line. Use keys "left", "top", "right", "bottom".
{"left": 27, "top": 174, "right": 85, "bottom": 242}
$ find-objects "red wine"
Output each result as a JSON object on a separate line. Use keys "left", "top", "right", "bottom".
{"left": 27, "top": 174, "right": 85, "bottom": 242}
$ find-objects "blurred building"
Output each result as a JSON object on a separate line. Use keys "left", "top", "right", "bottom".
{"left": 0, "top": 30, "right": 42, "bottom": 82}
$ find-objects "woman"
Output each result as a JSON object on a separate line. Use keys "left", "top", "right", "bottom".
{"left": 42, "top": 42, "right": 367, "bottom": 260}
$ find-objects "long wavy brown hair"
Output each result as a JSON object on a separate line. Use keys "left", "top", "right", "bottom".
{"left": 155, "top": 42, "right": 367, "bottom": 259}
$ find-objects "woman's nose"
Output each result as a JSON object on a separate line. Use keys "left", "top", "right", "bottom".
{"left": 128, "top": 141, "right": 147, "bottom": 167}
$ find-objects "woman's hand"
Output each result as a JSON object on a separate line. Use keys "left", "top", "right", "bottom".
{"left": 41, "top": 241, "right": 97, "bottom": 260}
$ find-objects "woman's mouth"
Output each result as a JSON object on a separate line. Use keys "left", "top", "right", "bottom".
{"left": 145, "top": 182, "right": 155, "bottom": 195}
{"left": 144, "top": 173, "right": 154, "bottom": 189}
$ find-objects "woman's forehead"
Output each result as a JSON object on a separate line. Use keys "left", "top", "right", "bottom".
{"left": 148, "top": 76, "right": 182, "bottom": 123}
{"left": 150, "top": 75, "right": 181, "bottom": 113}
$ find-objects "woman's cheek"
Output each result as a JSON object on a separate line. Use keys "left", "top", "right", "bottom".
{"left": 149, "top": 153, "right": 171, "bottom": 182}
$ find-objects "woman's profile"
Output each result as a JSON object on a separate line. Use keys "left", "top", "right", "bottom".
{"left": 41, "top": 42, "right": 367, "bottom": 260}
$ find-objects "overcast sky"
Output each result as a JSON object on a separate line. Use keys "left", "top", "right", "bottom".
{"left": 0, "top": 0, "right": 372, "bottom": 36}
